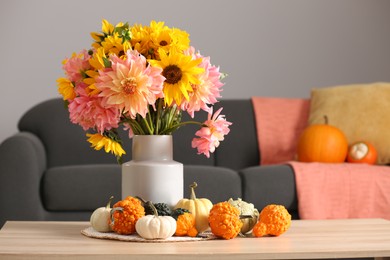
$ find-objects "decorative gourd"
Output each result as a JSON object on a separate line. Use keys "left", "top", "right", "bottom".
{"left": 174, "top": 182, "right": 213, "bottom": 233}
{"left": 135, "top": 202, "right": 177, "bottom": 240}
{"left": 110, "top": 196, "right": 145, "bottom": 235}
{"left": 208, "top": 201, "right": 243, "bottom": 240}
{"left": 171, "top": 208, "right": 198, "bottom": 237}
{"left": 228, "top": 198, "right": 259, "bottom": 235}
{"left": 90, "top": 196, "right": 114, "bottom": 232}
{"left": 253, "top": 204, "right": 291, "bottom": 237}
{"left": 297, "top": 115, "right": 348, "bottom": 163}
{"left": 347, "top": 141, "right": 377, "bottom": 165}
{"left": 137, "top": 197, "right": 172, "bottom": 216}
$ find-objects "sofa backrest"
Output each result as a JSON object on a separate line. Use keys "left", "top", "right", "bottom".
{"left": 18, "top": 98, "right": 260, "bottom": 170}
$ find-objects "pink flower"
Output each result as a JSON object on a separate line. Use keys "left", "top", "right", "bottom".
{"left": 68, "top": 89, "right": 120, "bottom": 133}
{"left": 96, "top": 50, "right": 165, "bottom": 119}
{"left": 181, "top": 47, "right": 223, "bottom": 117}
{"left": 192, "top": 107, "right": 232, "bottom": 157}
{"left": 62, "top": 50, "right": 91, "bottom": 83}
{"left": 122, "top": 123, "right": 134, "bottom": 138}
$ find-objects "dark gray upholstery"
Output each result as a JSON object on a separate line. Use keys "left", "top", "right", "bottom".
{"left": 240, "top": 165, "right": 299, "bottom": 219}
{"left": 0, "top": 98, "right": 298, "bottom": 227}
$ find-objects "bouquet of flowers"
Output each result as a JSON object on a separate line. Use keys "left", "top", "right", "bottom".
{"left": 57, "top": 19, "right": 231, "bottom": 163}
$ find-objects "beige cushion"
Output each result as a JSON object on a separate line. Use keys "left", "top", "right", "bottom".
{"left": 308, "top": 82, "right": 390, "bottom": 164}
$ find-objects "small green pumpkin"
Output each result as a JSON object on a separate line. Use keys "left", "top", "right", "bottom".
{"left": 228, "top": 198, "right": 259, "bottom": 235}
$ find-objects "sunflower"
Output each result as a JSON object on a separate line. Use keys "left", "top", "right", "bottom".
{"left": 57, "top": 78, "right": 75, "bottom": 100}
{"left": 88, "top": 47, "right": 108, "bottom": 70}
{"left": 148, "top": 22, "right": 190, "bottom": 60}
{"left": 86, "top": 133, "right": 126, "bottom": 158}
{"left": 101, "top": 34, "right": 131, "bottom": 57}
{"left": 91, "top": 19, "right": 126, "bottom": 50}
{"left": 148, "top": 48, "right": 204, "bottom": 106}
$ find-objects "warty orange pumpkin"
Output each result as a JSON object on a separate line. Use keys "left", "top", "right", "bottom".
{"left": 347, "top": 141, "right": 377, "bottom": 165}
{"left": 297, "top": 115, "right": 348, "bottom": 163}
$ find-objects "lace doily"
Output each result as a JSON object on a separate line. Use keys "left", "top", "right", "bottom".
{"left": 81, "top": 226, "right": 217, "bottom": 243}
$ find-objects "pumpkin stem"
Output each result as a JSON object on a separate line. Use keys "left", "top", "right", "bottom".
{"left": 148, "top": 201, "right": 159, "bottom": 217}
{"left": 135, "top": 196, "right": 147, "bottom": 205}
{"left": 106, "top": 196, "right": 114, "bottom": 209}
{"left": 324, "top": 115, "right": 329, "bottom": 125}
{"left": 110, "top": 207, "right": 124, "bottom": 226}
{"left": 190, "top": 182, "right": 198, "bottom": 200}
{"left": 239, "top": 215, "right": 253, "bottom": 219}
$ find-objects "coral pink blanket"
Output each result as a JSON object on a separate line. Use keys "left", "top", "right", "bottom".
{"left": 290, "top": 161, "right": 390, "bottom": 220}
{"left": 252, "top": 97, "right": 390, "bottom": 220}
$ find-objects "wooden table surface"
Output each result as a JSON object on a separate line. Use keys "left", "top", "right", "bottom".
{"left": 0, "top": 219, "right": 390, "bottom": 260}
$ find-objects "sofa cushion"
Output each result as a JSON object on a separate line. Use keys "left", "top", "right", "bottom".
{"left": 42, "top": 164, "right": 241, "bottom": 211}
{"left": 212, "top": 100, "right": 260, "bottom": 170}
{"left": 18, "top": 99, "right": 131, "bottom": 167}
{"left": 239, "top": 164, "right": 299, "bottom": 219}
{"left": 183, "top": 165, "right": 242, "bottom": 203}
{"left": 42, "top": 165, "right": 121, "bottom": 211}
{"left": 309, "top": 82, "right": 390, "bottom": 164}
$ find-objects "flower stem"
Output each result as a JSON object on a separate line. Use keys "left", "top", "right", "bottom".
{"left": 159, "top": 120, "right": 204, "bottom": 135}
{"left": 142, "top": 117, "right": 154, "bottom": 135}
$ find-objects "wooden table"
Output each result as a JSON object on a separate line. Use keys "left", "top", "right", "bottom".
{"left": 0, "top": 219, "right": 390, "bottom": 259}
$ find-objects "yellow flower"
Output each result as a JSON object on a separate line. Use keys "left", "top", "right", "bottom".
{"left": 149, "top": 48, "right": 204, "bottom": 106}
{"left": 131, "top": 23, "right": 153, "bottom": 58}
{"left": 91, "top": 19, "right": 128, "bottom": 50}
{"left": 148, "top": 21, "right": 190, "bottom": 59}
{"left": 102, "top": 19, "right": 116, "bottom": 34}
{"left": 170, "top": 28, "right": 190, "bottom": 51}
{"left": 86, "top": 133, "right": 126, "bottom": 157}
{"left": 57, "top": 77, "right": 76, "bottom": 100}
{"left": 101, "top": 34, "right": 131, "bottom": 56}
{"left": 89, "top": 47, "right": 107, "bottom": 70}
{"left": 83, "top": 70, "right": 100, "bottom": 96}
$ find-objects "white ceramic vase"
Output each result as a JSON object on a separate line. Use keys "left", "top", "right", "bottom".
{"left": 121, "top": 135, "right": 183, "bottom": 207}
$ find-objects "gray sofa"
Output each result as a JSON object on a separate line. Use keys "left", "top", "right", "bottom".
{"left": 0, "top": 98, "right": 297, "bottom": 227}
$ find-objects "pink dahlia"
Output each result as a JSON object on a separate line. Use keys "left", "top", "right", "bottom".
{"left": 96, "top": 50, "right": 165, "bottom": 119}
{"left": 68, "top": 89, "right": 120, "bottom": 133}
{"left": 181, "top": 47, "right": 223, "bottom": 117}
{"left": 62, "top": 49, "right": 91, "bottom": 83}
{"left": 192, "top": 108, "right": 231, "bottom": 157}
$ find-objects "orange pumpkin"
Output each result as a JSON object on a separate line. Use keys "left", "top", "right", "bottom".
{"left": 347, "top": 141, "right": 377, "bottom": 165}
{"left": 297, "top": 116, "right": 348, "bottom": 163}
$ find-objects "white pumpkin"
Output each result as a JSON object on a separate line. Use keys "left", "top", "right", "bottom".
{"left": 90, "top": 196, "right": 114, "bottom": 232}
{"left": 135, "top": 214, "right": 177, "bottom": 240}
{"left": 135, "top": 201, "right": 176, "bottom": 240}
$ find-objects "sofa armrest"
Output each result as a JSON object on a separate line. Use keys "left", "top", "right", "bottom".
{"left": 0, "top": 132, "right": 47, "bottom": 227}
{"left": 239, "top": 164, "right": 299, "bottom": 219}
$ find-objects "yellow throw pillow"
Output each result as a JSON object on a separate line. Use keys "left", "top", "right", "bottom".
{"left": 308, "top": 82, "right": 390, "bottom": 165}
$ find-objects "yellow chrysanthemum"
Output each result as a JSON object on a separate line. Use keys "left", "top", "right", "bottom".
{"left": 57, "top": 77, "right": 76, "bottom": 100}
{"left": 86, "top": 133, "right": 126, "bottom": 157}
{"left": 149, "top": 48, "right": 204, "bottom": 106}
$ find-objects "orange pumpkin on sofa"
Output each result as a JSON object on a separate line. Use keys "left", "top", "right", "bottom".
{"left": 297, "top": 116, "right": 348, "bottom": 163}
{"left": 347, "top": 141, "right": 377, "bottom": 165}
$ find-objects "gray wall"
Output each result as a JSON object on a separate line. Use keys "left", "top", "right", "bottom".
{"left": 1, "top": 0, "right": 390, "bottom": 143}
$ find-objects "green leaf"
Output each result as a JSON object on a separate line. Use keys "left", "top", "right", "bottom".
{"left": 103, "top": 57, "right": 112, "bottom": 68}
